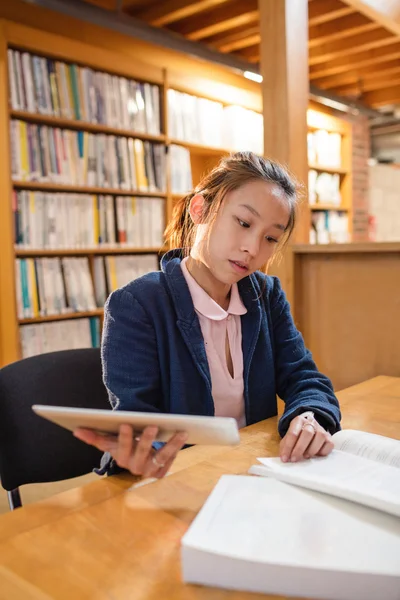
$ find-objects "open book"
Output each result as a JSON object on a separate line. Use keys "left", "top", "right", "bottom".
{"left": 249, "top": 429, "right": 400, "bottom": 517}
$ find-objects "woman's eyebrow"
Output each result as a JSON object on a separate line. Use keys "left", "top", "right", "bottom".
{"left": 239, "top": 204, "right": 286, "bottom": 231}
{"left": 239, "top": 203, "right": 261, "bottom": 218}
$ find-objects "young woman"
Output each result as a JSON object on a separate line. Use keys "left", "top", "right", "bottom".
{"left": 75, "top": 152, "right": 341, "bottom": 479}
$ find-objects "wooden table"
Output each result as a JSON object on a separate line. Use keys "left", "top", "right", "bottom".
{"left": 0, "top": 376, "right": 399, "bottom": 600}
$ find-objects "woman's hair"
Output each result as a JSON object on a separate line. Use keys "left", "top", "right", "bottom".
{"left": 165, "top": 151, "right": 301, "bottom": 253}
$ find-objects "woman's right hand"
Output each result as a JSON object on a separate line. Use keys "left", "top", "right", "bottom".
{"left": 73, "top": 424, "right": 188, "bottom": 479}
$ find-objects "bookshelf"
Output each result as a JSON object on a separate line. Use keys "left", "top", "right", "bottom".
{"left": 0, "top": 18, "right": 355, "bottom": 366}
{"left": 0, "top": 28, "right": 171, "bottom": 364}
{"left": 307, "top": 107, "right": 353, "bottom": 244}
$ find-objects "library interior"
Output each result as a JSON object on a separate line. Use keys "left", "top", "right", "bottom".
{"left": 0, "top": 1, "right": 399, "bottom": 598}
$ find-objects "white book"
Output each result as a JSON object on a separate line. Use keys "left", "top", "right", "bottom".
{"left": 14, "top": 51, "right": 26, "bottom": 111}
{"left": 181, "top": 474, "right": 400, "bottom": 600}
{"left": 8, "top": 50, "right": 19, "bottom": 110}
{"left": 249, "top": 429, "right": 400, "bottom": 517}
{"left": 151, "top": 84, "right": 161, "bottom": 135}
{"left": 93, "top": 257, "right": 107, "bottom": 307}
{"left": 150, "top": 198, "right": 164, "bottom": 247}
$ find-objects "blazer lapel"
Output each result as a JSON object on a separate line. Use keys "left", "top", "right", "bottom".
{"left": 238, "top": 276, "right": 262, "bottom": 420}
{"left": 162, "top": 252, "right": 213, "bottom": 405}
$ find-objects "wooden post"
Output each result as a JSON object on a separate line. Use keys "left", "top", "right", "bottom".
{"left": 0, "top": 21, "right": 19, "bottom": 366}
{"left": 258, "top": 0, "right": 309, "bottom": 305}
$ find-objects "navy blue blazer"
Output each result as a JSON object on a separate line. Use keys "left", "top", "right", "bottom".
{"left": 98, "top": 250, "right": 340, "bottom": 474}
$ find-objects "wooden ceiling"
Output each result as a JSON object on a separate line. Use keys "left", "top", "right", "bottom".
{"left": 84, "top": 0, "right": 400, "bottom": 110}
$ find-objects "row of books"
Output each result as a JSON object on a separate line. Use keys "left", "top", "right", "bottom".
{"left": 13, "top": 191, "right": 165, "bottom": 249}
{"left": 308, "top": 171, "right": 342, "bottom": 206}
{"left": 170, "top": 145, "right": 193, "bottom": 194}
{"left": 310, "top": 211, "right": 349, "bottom": 244}
{"left": 16, "top": 254, "right": 159, "bottom": 319}
{"left": 168, "top": 89, "right": 263, "bottom": 154}
{"left": 7, "top": 49, "right": 161, "bottom": 134}
{"left": 16, "top": 257, "right": 97, "bottom": 318}
{"left": 20, "top": 318, "right": 101, "bottom": 359}
{"left": 10, "top": 120, "right": 166, "bottom": 192}
{"left": 94, "top": 254, "right": 159, "bottom": 306}
{"left": 308, "top": 130, "right": 342, "bottom": 169}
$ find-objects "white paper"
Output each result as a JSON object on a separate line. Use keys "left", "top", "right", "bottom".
{"left": 333, "top": 429, "right": 400, "bottom": 468}
{"left": 249, "top": 450, "right": 400, "bottom": 517}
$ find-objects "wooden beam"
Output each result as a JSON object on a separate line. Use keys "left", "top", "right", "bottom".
{"left": 313, "top": 58, "right": 400, "bottom": 89}
{"left": 309, "top": 27, "right": 397, "bottom": 65}
{"left": 259, "top": 0, "right": 309, "bottom": 299}
{"left": 134, "top": 0, "right": 230, "bottom": 27}
{"left": 214, "top": 12, "right": 377, "bottom": 53}
{"left": 335, "top": 73, "right": 400, "bottom": 95}
{"left": 207, "top": 25, "right": 260, "bottom": 52}
{"left": 341, "top": 0, "right": 400, "bottom": 36}
{"left": 309, "top": 40, "right": 400, "bottom": 78}
{"left": 309, "top": 13, "right": 377, "bottom": 48}
{"left": 362, "top": 83, "right": 400, "bottom": 106}
{"left": 170, "top": 0, "right": 258, "bottom": 41}
{"left": 308, "top": 0, "right": 355, "bottom": 25}
{"left": 236, "top": 44, "right": 259, "bottom": 62}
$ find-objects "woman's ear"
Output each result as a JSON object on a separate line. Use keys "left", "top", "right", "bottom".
{"left": 188, "top": 194, "right": 205, "bottom": 224}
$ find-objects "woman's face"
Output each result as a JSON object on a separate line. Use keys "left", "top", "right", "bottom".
{"left": 192, "top": 180, "right": 291, "bottom": 285}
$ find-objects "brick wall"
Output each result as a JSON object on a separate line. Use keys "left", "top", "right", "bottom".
{"left": 350, "top": 115, "right": 371, "bottom": 242}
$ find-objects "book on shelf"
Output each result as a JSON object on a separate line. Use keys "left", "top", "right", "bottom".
{"left": 15, "top": 257, "right": 97, "bottom": 318}
{"left": 308, "top": 129, "right": 342, "bottom": 169}
{"left": 308, "top": 169, "right": 341, "bottom": 206}
{"left": 13, "top": 191, "right": 165, "bottom": 249}
{"left": 167, "top": 88, "right": 263, "bottom": 153}
{"left": 182, "top": 430, "right": 400, "bottom": 600}
{"left": 310, "top": 210, "right": 349, "bottom": 244}
{"left": 10, "top": 120, "right": 166, "bottom": 192}
{"left": 170, "top": 144, "right": 192, "bottom": 195}
{"left": 95, "top": 254, "right": 159, "bottom": 298}
{"left": 7, "top": 48, "right": 161, "bottom": 134}
{"left": 16, "top": 254, "right": 160, "bottom": 320}
{"left": 20, "top": 317, "right": 101, "bottom": 359}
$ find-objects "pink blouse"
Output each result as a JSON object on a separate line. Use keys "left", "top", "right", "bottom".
{"left": 181, "top": 257, "right": 247, "bottom": 428}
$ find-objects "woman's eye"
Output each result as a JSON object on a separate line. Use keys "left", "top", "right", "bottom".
{"left": 237, "top": 218, "right": 250, "bottom": 228}
{"left": 266, "top": 236, "right": 278, "bottom": 244}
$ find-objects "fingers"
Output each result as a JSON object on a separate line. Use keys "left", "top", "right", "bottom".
{"left": 142, "top": 431, "right": 188, "bottom": 479}
{"left": 280, "top": 415, "right": 334, "bottom": 463}
{"left": 317, "top": 438, "right": 334, "bottom": 457}
{"left": 128, "top": 426, "right": 159, "bottom": 474}
{"left": 73, "top": 428, "right": 119, "bottom": 453}
{"left": 289, "top": 426, "right": 319, "bottom": 462}
{"left": 305, "top": 431, "right": 333, "bottom": 459}
{"left": 279, "top": 417, "right": 303, "bottom": 462}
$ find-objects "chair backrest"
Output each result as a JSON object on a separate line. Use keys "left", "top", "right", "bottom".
{"left": 0, "top": 348, "right": 110, "bottom": 491}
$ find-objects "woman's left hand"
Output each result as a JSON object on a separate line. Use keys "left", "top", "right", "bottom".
{"left": 279, "top": 412, "right": 334, "bottom": 463}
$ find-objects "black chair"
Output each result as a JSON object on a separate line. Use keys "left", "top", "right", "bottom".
{"left": 0, "top": 348, "right": 110, "bottom": 510}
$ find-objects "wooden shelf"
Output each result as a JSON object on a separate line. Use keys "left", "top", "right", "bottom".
{"left": 308, "top": 163, "right": 348, "bottom": 176}
{"left": 12, "top": 181, "right": 167, "bottom": 197}
{"left": 168, "top": 139, "right": 230, "bottom": 156}
{"left": 292, "top": 242, "right": 400, "bottom": 254}
{"left": 10, "top": 110, "right": 166, "bottom": 143}
{"left": 310, "top": 204, "right": 349, "bottom": 212}
{"left": 19, "top": 309, "right": 104, "bottom": 325}
{"left": 15, "top": 247, "right": 167, "bottom": 257}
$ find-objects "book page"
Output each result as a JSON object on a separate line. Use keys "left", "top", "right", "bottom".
{"left": 249, "top": 450, "right": 400, "bottom": 517}
{"left": 333, "top": 429, "right": 400, "bottom": 468}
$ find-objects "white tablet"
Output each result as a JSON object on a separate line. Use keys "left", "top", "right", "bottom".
{"left": 32, "top": 405, "right": 241, "bottom": 446}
